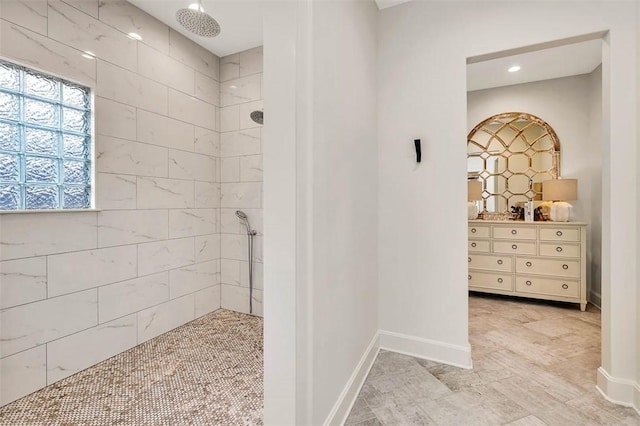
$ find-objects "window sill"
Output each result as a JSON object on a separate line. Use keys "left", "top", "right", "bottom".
{"left": 0, "top": 208, "right": 102, "bottom": 215}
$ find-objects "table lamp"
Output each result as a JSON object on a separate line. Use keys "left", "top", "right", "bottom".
{"left": 468, "top": 180, "right": 482, "bottom": 220}
{"left": 542, "top": 178, "right": 577, "bottom": 222}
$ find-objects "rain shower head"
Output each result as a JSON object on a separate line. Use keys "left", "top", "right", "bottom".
{"left": 176, "top": 1, "right": 220, "bottom": 38}
{"left": 250, "top": 110, "right": 263, "bottom": 125}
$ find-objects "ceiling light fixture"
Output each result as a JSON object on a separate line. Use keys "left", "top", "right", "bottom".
{"left": 508, "top": 65, "right": 521, "bottom": 73}
{"left": 128, "top": 32, "right": 143, "bottom": 41}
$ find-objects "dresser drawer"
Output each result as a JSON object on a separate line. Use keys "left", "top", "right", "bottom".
{"left": 539, "top": 227, "right": 580, "bottom": 242}
{"left": 469, "top": 271, "right": 513, "bottom": 291}
{"left": 468, "top": 253, "right": 512, "bottom": 272}
{"left": 515, "top": 257, "right": 580, "bottom": 278}
{"left": 493, "top": 241, "right": 536, "bottom": 255}
{"left": 539, "top": 242, "right": 580, "bottom": 258}
{"left": 516, "top": 275, "right": 580, "bottom": 298}
{"left": 469, "top": 225, "right": 490, "bottom": 238}
{"left": 493, "top": 226, "right": 536, "bottom": 240}
{"left": 469, "top": 240, "right": 490, "bottom": 253}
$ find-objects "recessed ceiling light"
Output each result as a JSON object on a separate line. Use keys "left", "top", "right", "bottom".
{"left": 229, "top": 85, "right": 237, "bottom": 89}
{"left": 128, "top": 32, "right": 142, "bottom": 41}
{"left": 508, "top": 65, "right": 521, "bottom": 73}
{"left": 188, "top": 3, "right": 204, "bottom": 12}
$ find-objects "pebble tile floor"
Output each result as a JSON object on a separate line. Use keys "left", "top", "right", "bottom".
{"left": 0, "top": 309, "right": 263, "bottom": 426}
{"left": 346, "top": 294, "right": 640, "bottom": 426}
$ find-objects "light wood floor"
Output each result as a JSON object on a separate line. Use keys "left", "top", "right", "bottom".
{"left": 345, "top": 294, "right": 640, "bottom": 425}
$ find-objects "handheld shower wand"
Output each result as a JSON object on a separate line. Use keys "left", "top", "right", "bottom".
{"left": 235, "top": 210, "right": 257, "bottom": 314}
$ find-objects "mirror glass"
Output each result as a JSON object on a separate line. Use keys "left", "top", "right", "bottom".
{"left": 467, "top": 112, "right": 560, "bottom": 214}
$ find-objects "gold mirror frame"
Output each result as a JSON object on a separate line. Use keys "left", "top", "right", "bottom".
{"left": 467, "top": 112, "right": 561, "bottom": 214}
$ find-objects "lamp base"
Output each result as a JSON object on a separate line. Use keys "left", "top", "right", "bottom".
{"left": 549, "top": 201, "right": 572, "bottom": 222}
{"left": 468, "top": 202, "right": 478, "bottom": 220}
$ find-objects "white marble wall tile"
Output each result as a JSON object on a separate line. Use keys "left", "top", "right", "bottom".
{"left": 168, "top": 29, "right": 218, "bottom": 80}
{"left": 195, "top": 72, "right": 219, "bottom": 106}
{"left": 0, "top": 289, "right": 97, "bottom": 357}
{"left": 220, "top": 208, "right": 262, "bottom": 235}
{"left": 240, "top": 155, "right": 263, "bottom": 182}
{"left": 136, "top": 177, "right": 194, "bottom": 209}
{"left": 61, "top": 0, "right": 98, "bottom": 18}
{"left": 169, "top": 260, "right": 218, "bottom": 299}
{"left": 220, "top": 259, "right": 240, "bottom": 286}
{"left": 195, "top": 182, "right": 220, "bottom": 209}
{"left": 169, "top": 209, "right": 216, "bottom": 239}
{"left": 137, "top": 294, "right": 195, "bottom": 343}
{"left": 0, "top": 20, "right": 96, "bottom": 86}
{"left": 98, "top": 272, "right": 169, "bottom": 323}
{"left": 193, "top": 127, "right": 219, "bottom": 157}
{"left": 97, "top": 210, "right": 168, "bottom": 247}
{"left": 240, "top": 260, "right": 263, "bottom": 290}
{"left": 95, "top": 173, "right": 136, "bottom": 210}
{"left": 220, "top": 182, "right": 262, "bottom": 209}
{"left": 97, "top": 60, "right": 167, "bottom": 115}
{"left": 195, "top": 234, "right": 220, "bottom": 263}
{"left": 0, "top": 257, "right": 47, "bottom": 309}
{"left": 239, "top": 100, "right": 264, "bottom": 130}
{"left": 220, "top": 157, "right": 240, "bottom": 182}
{"left": 137, "top": 110, "right": 195, "bottom": 152}
{"left": 95, "top": 97, "right": 136, "bottom": 140}
{"left": 47, "top": 314, "right": 137, "bottom": 383}
{"left": 49, "top": 0, "right": 136, "bottom": 71}
{"left": 168, "top": 89, "right": 216, "bottom": 130}
{"left": 194, "top": 285, "right": 221, "bottom": 318}
{"left": 221, "top": 284, "right": 262, "bottom": 317}
{"left": 0, "top": 212, "right": 97, "bottom": 261}
{"left": 239, "top": 46, "right": 263, "bottom": 77}
{"left": 98, "top": 0, "right": 169, "bottom": 54}
{"left": 48, "top": 245, "right": 137, "bottom": 297}
{"left": 220, "top": 234, "right": 245, "bottom": 261}
{"left": 138, "top": 43, "right": 195, "bottom": 95}
{"left": 0, "top": 346, "right": 46, "bottom": 406}
{"left": 137, "top": 237, "right": 194, "bottom": 276}
{"left": 168, "top": 150, "right": 216, "bottom": 182}
{"left": 220, "top": 74, "right": 261, "bottom": 107}
{"left": 0, "top": 0, "right": 47, "bottom": 36}
{"left": 96, "top": 135, "right": 168, "bottom": 177}
{"left": 220, "top": 53, "right": 239, "bottom": 82}
{"left": 220, "top": 129, "right": 261, "bottom": 157}
{"left": 220, "top": 105, "right": 240, "bottom": 132}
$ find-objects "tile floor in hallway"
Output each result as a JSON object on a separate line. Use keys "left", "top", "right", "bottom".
{"left": 0, "top": 309, "right": 263, "bottom": 426}
{"left": 346, "top": 294, "right": 640, "bottom": 426}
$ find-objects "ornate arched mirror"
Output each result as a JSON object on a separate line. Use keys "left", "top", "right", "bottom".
{"left": 467, "top": 112, "right": 560, "bottom": 215}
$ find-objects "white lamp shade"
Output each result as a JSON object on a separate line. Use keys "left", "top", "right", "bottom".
{"left": 468, "top": 180, "right": 482, "bottom": 201}
{"left": 542, "top": 179, "right": 577, "bottom": 201}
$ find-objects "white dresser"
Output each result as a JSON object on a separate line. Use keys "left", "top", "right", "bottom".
{"left": 468, "top": 220, "right": 587, "bottom": 311}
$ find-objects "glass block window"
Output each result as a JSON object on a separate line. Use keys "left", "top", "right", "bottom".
{"left": 0, "top": 59, "right": 92, "bottom": 210}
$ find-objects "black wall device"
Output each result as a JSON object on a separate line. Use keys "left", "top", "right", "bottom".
{"left": 414, "top": 139, "right": 421, "bottom": 163}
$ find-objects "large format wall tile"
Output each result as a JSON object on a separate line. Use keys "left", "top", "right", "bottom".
{"left": 137, "top": 110, "right": 195, "bottom": 152}
{"left": 138, "top": 43, "right": 195, "bottom": 95}
{"left": 137, "top": 294, "right": 195, "bottom": 343}
{"left": 0, "top": 346, "right": 46, "bottom": 406}
{"left": 194, "top": 127, "right": 219, "bottom": 156}
{"left": 221, "top": 284, "right": 262, "bottom": 316}
{"left": 61, "top": 0, "right": 99, "bottom": 18}
{"left": 98, "top": 272, "right": 169, "bottom": 323}
{"left": 0, "top": 290, "right": 97, "bottom": 357}
{"left": 220, "top": 74, "right": 261, "bottom": 107}
{"left": 220, "top": 54, "right": 239, "bottom": 82}
{"left": 168, "top": 29, "right": 218, "bottom": 80}
{"left": 96, "top": 135, "right": 169, "bottom": 178}
{"left": 137, "top": 237, "right": 195, "bottom": 276}
{"left": 220, "top": 182, "right": 262, "bottom": 208}
{"left": 169, "top": 209, "right": 217, "bottom": 239}
{"left": 169, "top": 260, "right": 218, "bottom": 299}
{"left": 95, "top": 173, "right": 137, "bottom": 210}
{"left": 136, "top": 177, "right": 195, "bottom": 209}
{"left": 0, "top": 257, "right": 47, "bottom": 309}
{"left": 48, "top": 246, "right": 137, "bottom": 297}
{"left": 195, "top": 234, "right": 220, "bottom": 262}
{"left": 0, "top": 0, "right": 48, "bottom": 36}
{"left": 98, "top": 210, "right": 168, "bottom": 247}
{"left": 0, "top": 212, "right": 97, "bottom": 261}
{"left": 240, "top": 155, "right": 263, "bottom": 182}
{"left": 220, "top": 128, "right": 261, "bottom": 157}
{"left": 195, "top": 182, "right": 220, "bottom": 208}
{"left": 195, "top": 72, "right": 220, "bottom": 106}
{"left": 220, "top": 258, "right": 263, "bottom": 291}
{"left": 195, "top": 285, "right": 221, "bottom": 317}
{"left": 95, "top": 97, "right": 136, "bottom": 140}
{"left": 47, "top": 314, "right": 137, "bottom": 383}
{"left": 169, "top": 150, "right": 216, "bottom": 182}
{"left": 168, "top": 88, "right": 216, "bottom": 130}
{"left": 239, "top": 47, "right": 263, "bottom": 77}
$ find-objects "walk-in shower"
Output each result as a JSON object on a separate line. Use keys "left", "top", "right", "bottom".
{"left": 236, "top": 210, "right": 257, "bottom": 314}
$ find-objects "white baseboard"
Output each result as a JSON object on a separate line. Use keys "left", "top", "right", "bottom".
{"left": 378, "top": 330, "right": 472, "bottom": 369}
{"left": 323, "top": 333, "right": 380, "bottom": 426}
{"left": 596, "top": 367, "right": 640, "bottom": 415}
{"left": 589, "top": 291, "right": 602, "bottom": 309}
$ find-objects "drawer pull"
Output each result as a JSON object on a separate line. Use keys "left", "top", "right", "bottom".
{"left": 468, "top": 275, "right": 471, "bottom": 280}
{"left": 468, "top": 257, "right": 471, "bottom": 263}
{"left": 471, "top": 242, "right": 477, "bottom": 248}
{"left": 511, "top": 229, "right": 517, "bottom": 235}
{"left": 497, "top": 259, "right": 503, "bottom": 265}
{"left": 556, "top": 246, "right": 563, "bottom": 252}
{"left": 562, "top": 283, "right": 569, "bottom": 290}
{"left": 526, "top": 280, "right": 532, "bottom": 286}
{"left": 497, "top": 278, "right": 503, "bottom": 283}
{"left": 562, "top": 264, "right": 569, "bottom": 270}
{"left": 512, "top": 244, "right": 518, "bottom": 250}
{"left": 556, "top": 231, "right": 563, "bottom": 237}
{"left": 526, "top": 261, "right": 532, "bottom": 267}
{"left": 471, "top": 228, "right": 477, "bottom": 233}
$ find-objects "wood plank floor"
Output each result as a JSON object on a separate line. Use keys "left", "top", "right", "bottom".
{"left": 345, "top": 294, "right": 640, "bottom": 425}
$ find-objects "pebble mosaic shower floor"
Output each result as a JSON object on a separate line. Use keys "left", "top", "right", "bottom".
{"left": 0, "top": 309, "right": 263, "bottom": 425}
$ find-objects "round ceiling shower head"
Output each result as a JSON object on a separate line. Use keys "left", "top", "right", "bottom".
{"left": 250, "top": 110, "right": 263, "bottom": 125}
{"left": 176, "top": 3, "right": 220, "bottom": 38}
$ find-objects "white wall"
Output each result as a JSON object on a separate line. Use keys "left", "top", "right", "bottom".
{"left": 0, "top": 0, "right": 221, "bottom": 406}
{"left": 378, "top": 0, "right": 638, "bottom": 410}
{"left": 467, "top": 71, "right": 603, "bottom": 304}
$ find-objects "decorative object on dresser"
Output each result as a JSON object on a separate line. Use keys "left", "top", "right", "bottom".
{"left": 542, "top": 178, "right": 578, "bottom": 222}
{"left": 468, "top": 180, "right": 482, "bottom": 220}
{"left": 468, "top": 220, "right": 587, "bottom": 311}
